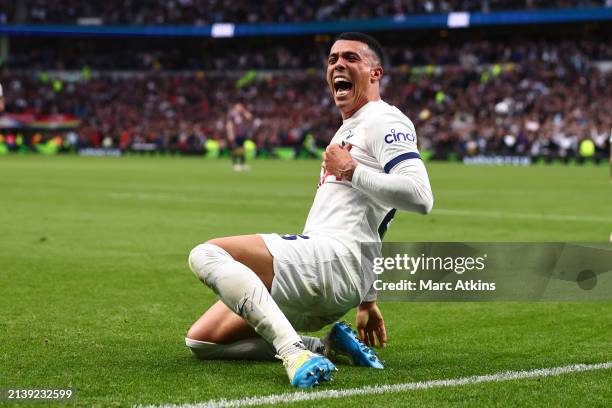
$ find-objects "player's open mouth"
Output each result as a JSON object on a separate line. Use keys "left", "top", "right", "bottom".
{"left": 333, "top": 77, "right": 352, "bottom": 97}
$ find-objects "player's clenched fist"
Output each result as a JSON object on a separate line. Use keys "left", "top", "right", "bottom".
{"left": 322, "top": 143, "right": 357, "bottom": 181}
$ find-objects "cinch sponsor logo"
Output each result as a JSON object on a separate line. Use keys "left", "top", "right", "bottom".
{"left": 384, "top": 129, "right": 415, "bottom": 144}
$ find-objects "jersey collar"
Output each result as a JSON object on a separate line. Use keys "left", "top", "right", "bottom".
{"left": 343, "top": 99, "right": 384, "bottom": 123}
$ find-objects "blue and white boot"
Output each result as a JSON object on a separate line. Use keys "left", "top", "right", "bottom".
{"left": 326, "top": 321, "right": 384, "bottom": 369}
{"left": 280, "top": 350, "right": 337, "bottom": 388}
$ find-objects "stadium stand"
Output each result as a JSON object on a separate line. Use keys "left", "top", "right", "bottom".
{"left": 6, "top": 37, "right": 612, "bottom": 70}
{"left": 0, "top": 2, "right": 610, "bottom": 162}
{"left": 2, "top": 38, "right": 610, "bottom": 161}
{"left": 6, "top": 1, "right": 612, "bottom": 24}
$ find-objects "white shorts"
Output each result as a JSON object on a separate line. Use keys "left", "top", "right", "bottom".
{"left": 259, "top": 233, "right": 363, "bottom": 332}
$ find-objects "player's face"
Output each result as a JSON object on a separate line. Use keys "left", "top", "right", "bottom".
{"left": 327, "top": 40, "right": 382, "bottom": 119}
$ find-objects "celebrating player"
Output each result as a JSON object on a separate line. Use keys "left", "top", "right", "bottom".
{"left": 226, "top": 102, "right": 253, "bottom": 171}
{"left": 186, "top": 32, "right": 433, "bottom": 388}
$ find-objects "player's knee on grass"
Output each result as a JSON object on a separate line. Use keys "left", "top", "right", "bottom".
{"left": 186, "top": 323, "right": 210, "bottom": 343}
{"left": 185, "top": 338, "right": 216, "bottom": 359}
{"left": 185, "top": 337, "right": 277, "bottom": 361}
{"left": 185, "top": 321, "right": 234, "bottom": 344}
{"left": 185, "top": 338, "right": 237, "bottom": 360}
{"left": 186, "top": 328, "right": 222, "bottom": 344}
{"left": 185, "top": 338, "right": 248, "bottom": 360}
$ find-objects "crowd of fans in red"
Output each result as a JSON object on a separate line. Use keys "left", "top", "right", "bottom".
{"left": 2, "top": 38, "right": 610, "bottom": 160}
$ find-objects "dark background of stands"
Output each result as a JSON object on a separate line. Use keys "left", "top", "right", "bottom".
{"left": 2, "top": 1, "right": 611, "bottom": 24}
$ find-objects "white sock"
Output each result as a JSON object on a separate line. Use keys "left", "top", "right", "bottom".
{"left": 185, "top": 336, "right": 325, "bottom": 361}
{"left": 188, "top": 243, "right": 305, "bottom": 358}
{"left": 185, "top": 337, "right": 276, "bottom": 360}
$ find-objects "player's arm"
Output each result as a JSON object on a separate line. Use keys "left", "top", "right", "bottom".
{"left": 226, "top": 119, "right": 235, "bottom": 142}
{"left": 355, "top": 282, "right": 386, "bottom": 347}
{"left": 356, "top": 300, "right": 387, "bottom": 348}
{"left": 236, "top": 103, "right": 253, "bottom": 121}
{"left": 323, "top": 143, "right": 433, "bottom": 214}
{"left": 352, "top": 157, "right": 433, "bottom": 214}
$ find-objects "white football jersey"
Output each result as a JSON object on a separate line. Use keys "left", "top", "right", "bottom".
{"left": 303, "top": 99, "right": 422, "bottom": 257}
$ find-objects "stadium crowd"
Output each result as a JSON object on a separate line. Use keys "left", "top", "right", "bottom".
{"left": 7, "top": 38, "right": 612, "bottom": 71}
{"left": 2, "top": 38, "right": 610, "bottom": 161}
{"left": 4, "top": 0, "right": 611, "bottom": 24}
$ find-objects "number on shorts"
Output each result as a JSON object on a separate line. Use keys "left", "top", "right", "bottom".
{"left": 281, "top": 234, "right": 310, "bottom": 240}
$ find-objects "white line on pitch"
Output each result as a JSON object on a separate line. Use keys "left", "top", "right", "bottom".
{"left": 136, "top": 361, "right": 612, "bottom": 408}
{"left": 434, "top": 208, "right": 612, "bottom": 223}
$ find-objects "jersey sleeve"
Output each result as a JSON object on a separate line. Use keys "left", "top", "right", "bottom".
{"left": 365, "top": 112, "right": 421, "bottom": 173}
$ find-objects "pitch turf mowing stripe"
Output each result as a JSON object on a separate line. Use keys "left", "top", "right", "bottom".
{"left": 434, "top": 209, "right": 612, "bottom": 223}
{"left": 137, "top": 362, "right": 612, "bottom": 408}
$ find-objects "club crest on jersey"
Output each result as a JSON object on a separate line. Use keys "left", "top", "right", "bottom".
{"left": 384, "top": 128, "right": 415, "bottom": 144}
{"left": 318, "top": 167, "right": 350, "bottom": 188}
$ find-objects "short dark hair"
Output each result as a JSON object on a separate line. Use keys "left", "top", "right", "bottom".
{"left": 334, "top": 32, "right": 385, "bottom": 67}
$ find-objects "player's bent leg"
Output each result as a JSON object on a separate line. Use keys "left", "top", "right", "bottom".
{"left": 188, "top": 236, "right": 336, "bottom": 387}
{"left": 185, "top": 300, "right": 326, "bottom": 361}
{"left": 187, "top": 237, "right": 290, "bottom": 349}
{"left": 186, "top": 337, "right": 277, "bottom": 361}
{"left": 185, "top": 300, "right": 276, "bottom": 361}
{"left": 205, "top": 235, "right": 275, "bottom": 289}
{"left": 187, "top": 300, "right": 257, "bottom": 344}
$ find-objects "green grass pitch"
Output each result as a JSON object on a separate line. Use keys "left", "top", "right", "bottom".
{"left": 0, "top": 155, "right": 611, "bottom": 407}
